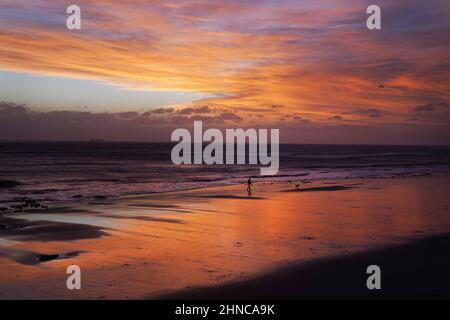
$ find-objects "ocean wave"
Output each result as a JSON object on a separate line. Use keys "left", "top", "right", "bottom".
{"left": 1, "top": 143, "right": 449, "bottom": 203}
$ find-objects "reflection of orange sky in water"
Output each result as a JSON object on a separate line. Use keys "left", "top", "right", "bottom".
{"left": 0, "top": 176, "right": 449, "bottom": 299}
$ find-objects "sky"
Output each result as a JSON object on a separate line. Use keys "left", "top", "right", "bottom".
{"left": 0, "top": 0, "right": 449, "bottom": 144}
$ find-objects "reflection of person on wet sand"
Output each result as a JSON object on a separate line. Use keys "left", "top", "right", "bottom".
{"left": 246, "top": 177, "right": 253, "bottom": 196}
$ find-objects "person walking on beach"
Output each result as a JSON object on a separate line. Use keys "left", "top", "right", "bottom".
{"left": 246, "top": 177, "right": 253, "bottom": 195}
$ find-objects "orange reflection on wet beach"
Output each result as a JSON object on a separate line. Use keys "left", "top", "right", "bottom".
{"left": 1, "top": 175, "right": 450, "bottom": 299}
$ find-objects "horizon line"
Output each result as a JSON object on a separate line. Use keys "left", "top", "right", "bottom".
{"left": 1, "top": 139, "right": 449, "bottom": 148}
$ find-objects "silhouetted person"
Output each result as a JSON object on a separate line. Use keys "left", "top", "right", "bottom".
{"left": 246, "top": 177, "right": 253, "bottom": 195}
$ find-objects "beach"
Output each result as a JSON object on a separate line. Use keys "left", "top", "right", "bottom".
{"left": 1, "top": 174, "right": 450, "bottom": 299}
{"left": 161, "top": 233, "right": 450, "bottom": 300}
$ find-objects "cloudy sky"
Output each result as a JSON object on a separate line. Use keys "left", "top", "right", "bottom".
{"left": 0, "top": 0, "right": 449, "bottom": 143}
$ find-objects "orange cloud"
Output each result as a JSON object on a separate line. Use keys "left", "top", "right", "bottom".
{"left": 0, "top": 0, "right": 449, "bottom": 131}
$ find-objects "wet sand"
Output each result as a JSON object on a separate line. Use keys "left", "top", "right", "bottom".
{"left": 160, "top": 233, "right": 450, "bottom": 299}
{"left": 0, "top": 175, "right": 450, "bottom": 299}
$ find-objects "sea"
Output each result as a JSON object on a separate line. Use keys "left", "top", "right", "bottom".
{"left": 1, "top": 142, "right": 450, "bottom": 202}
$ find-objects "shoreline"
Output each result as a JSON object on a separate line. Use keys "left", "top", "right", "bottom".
{"left": 1, "top": 171, "right": 449, "bottom": 208}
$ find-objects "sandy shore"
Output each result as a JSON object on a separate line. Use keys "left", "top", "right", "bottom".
{"left": 160, "top": 233, "right": 450, "bottom": 299}
{"left": 0, "top": 174, "right": 450, "bottom": 299}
